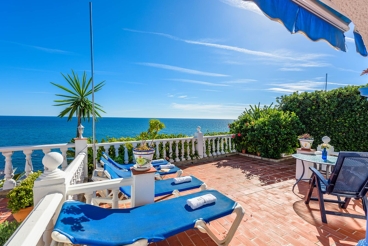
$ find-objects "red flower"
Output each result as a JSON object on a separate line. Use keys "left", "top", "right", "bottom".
{"left": 231, "top": 134, "right": 235, "bottom": 139}
{"left": 237, "top": 133, "right": 241, "bottom": 137}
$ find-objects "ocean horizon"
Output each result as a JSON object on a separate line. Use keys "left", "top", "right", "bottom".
{"left": 0, "top": 116, "right": 234, "bottom": 173}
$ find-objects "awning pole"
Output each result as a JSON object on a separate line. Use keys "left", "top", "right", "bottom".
{"left": 89, "top": 2, "right": 96, "bottom": 169}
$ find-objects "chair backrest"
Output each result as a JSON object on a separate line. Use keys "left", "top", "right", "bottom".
{"left": 327, "top": 151, "right": 368, "bottom": 197}
{"left": 102, "top": 158, "right": 131, "bottom": 179}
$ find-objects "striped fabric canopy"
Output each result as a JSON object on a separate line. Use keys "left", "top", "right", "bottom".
{"left": 246, "top": 0, "right": 367, "bottom": 57}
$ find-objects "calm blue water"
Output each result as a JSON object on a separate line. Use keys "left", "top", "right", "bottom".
{"left": 0, "top": 116, "right": 233, "bottom": 173}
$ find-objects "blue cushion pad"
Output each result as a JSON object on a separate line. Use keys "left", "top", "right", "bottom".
{"left": 53, "top": 190, "right": 237, "bottom": 246}
{"left": 120, "top": 175, "right": 203, "bottom": 197}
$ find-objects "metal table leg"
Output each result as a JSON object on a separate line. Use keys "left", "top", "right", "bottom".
{"left": 292, "top": 160, "right": 311, "bottom": 192}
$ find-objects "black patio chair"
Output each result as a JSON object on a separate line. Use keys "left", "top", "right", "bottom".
{"left": 305, "top": 151, "right": 368, "bottom": 223}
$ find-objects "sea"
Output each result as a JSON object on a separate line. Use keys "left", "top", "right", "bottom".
{"left": 0, "top": 116, "right": 234, "bottom": 174}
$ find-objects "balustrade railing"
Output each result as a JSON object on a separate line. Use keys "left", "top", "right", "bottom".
{"left": 3, "top": 128, "right": 236, "bottom": 245}
{"left": 91, "top": 134, "right": 235, "bottom": 164}
{"left": 0, "top": 143, "right": 74, "bottom": 190}
{"left": 0, "top": 130, "right": 235, "bottom": 190}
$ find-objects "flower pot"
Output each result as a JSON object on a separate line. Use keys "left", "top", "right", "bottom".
{"left": 13, "top": 206, "right": 33, "bottom": 222}
{"left": 241, "top": 149, "right": 246, "bottom": 154}
{"left": 133, "top": 148, "right": 155, "bottom": 169}
{"left": 299, "top": 139, "right": 314, "bottom": 150}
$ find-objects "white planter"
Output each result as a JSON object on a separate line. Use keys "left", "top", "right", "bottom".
{"left": 133, "top": 148, "right": 155, "bottom": 168}
{"left": 299, "top": 139, "right": 314, "bottom": 150}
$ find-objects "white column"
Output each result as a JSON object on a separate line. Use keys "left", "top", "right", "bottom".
{"left": 131, "top": 167, "right": 156, "bottom": 207}
{"left": 221, "top": 137, "right": 225, "bottom": 154}
{"left": 74, "top": 138, "right": 88, "bottom": 179}
{"left": 181, "top": 140, "right": 186, "bottom": 160}
{"left": 59, "top": 147, "right": 68, "bottom": 169}
{"left": 169, "top": 141, "right": 174, "bottom": 162}
{"left": 195, "top": 127, "right": 204, "bottom": 159}
{"left": 212, "top": 138, "right": 216, "bottom": 157}
{"left": 217, "top": 138, "right": 221, "bottom": 155}
{"left": 2, "top": 151, "right": 16, "bottom": 190}
{"left": 23, "top": 149, "right": 33, "bottom": 176}
{"left": 124, "top": 143, "right": 129, "bottom": 164}
{"left": 33, "top": 152, "right": 66, "bottom": 244}
{"left": 175, "top": 141, "right": 180, "bottom": 162}
{"left": 114, "top": 144, "right": 119, "bottom": 158}
{"left": 191, "top": 138, "right": 195, "bottom": 159}
{"left": 132, "top": 143, "right": 137, "bottom": 163}
{"left": 163, "top": 141, "right": 167, "bottom": 160}
{"left": 155, "top": 141, "right": 160, "bottom": 159}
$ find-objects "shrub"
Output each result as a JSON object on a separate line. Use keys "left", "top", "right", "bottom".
{"left": 277, "top": 84, "right": 368, "bottom": 151}
{"left": 0, "top": 220, "right": 20, "bottom": 245}
{"left": 230, "top": 104, "right": 304, "bottom": 158}
{"left": 7, "top": 171, "right": 42, "bottom": 213}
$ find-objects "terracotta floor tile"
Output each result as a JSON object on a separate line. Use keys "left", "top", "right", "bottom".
{"left": 1, "top": 154, "right": 366, "bottom": 245}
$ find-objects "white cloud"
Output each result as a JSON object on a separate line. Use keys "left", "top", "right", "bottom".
{"left": 223, "top": 79, "right": 257, "bottom": 83}
{"left": 267, "top": 80, "right": 349, "bottom": 93}
{"left": 136, "top": 62, "right": 228, "bottom": 77}
{"left": 219, "top": 0, "right": 263, "bottom": 15}
{"left": 7, "top": 41, "right": 72, "bottom": 54}
{"left": 170, "top": 79, "right": 229, "bottom": 87}
{"left": 167, "top": 94, "right": 174, "bottom": 98}
{"left": 124, "top": 29, "right": 329, "bottom": 63}
{"left": 279, "top": 68, "right": 303, "bottom": 71}
{"left": 178, "top": 95, "right": 187, "bottom": 98}
{"left": 171, "top": 102, "right": 247, "bottom": 112}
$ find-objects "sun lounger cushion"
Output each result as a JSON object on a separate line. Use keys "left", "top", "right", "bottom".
{"left": 103, "top": 160, "right": 203, "bottom": 197}
{"left": 101, "top": 153, "right": 181, "bottom": 176}
{"left": 53, "top": 190, "right": 237, "bottom": 246}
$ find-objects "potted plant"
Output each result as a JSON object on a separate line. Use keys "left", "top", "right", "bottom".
{"left": 133, "top": 119, "right": 165, "bottom": 169}
{"left": 7, "top": 171, "right": 42, "bottom": 222}
{"left": 298, "top": 133, "right": 314, "bottom": 150}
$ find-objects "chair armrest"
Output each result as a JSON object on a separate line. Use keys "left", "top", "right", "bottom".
{"left": 309, "top": 167, "right": 328, "bottom": 186}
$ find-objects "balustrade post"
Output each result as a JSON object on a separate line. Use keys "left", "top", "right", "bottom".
{"left": 175, "top": 141, "right": 180, "bottom": 162}
{"left": 195, "top": 126, "right": 204, "bottom": 159}
{"left": 131, "top": 167, "right": 156, "bottom": 207}
{"left": 33, "top": 152, "right": 66, "bottom": 244}
{"left": 23, "top": 149, "right": 33, "bottom": 176}
{"left": 169, "top": 141, "right": 174, "bottom": 162}
{"left": 2, "top": 151, "right": 16, "bottom": 190}
{"left": 124, "top": 143, "right": 129, "bottom": 164}
{"left": 212, "top": 138, "right": 216, "bottom": 157}
{"left": 59, "top": 147, "right": 68, "bottom": 169}
{"left": 74, "top": 138, "right": 88, "bottom": 179}
{"left": 221, "top": 137, "right": 225, "bottom": 154}
{"left": 114, "top": 145, "right": 119, "bottom": 159}
{"left": 155, "top": 141, "right": 160, "bottom": 159}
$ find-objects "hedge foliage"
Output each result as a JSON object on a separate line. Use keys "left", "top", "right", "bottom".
{"left": 277, "top": 85, "right": 368, "bottom": 151}
{"left": 229, "top": 104, "right": 304, "bottom": 159}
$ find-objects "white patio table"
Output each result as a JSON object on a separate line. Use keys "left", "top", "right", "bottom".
{"left": 292, "top": 153, "right": 338, "bottom": 192}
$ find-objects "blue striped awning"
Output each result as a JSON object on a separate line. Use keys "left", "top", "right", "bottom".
{"left": 247, "top": 0, "right": 367, "bottom": 57}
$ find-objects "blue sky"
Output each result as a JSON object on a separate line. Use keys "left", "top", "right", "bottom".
{"left": 1, "top": 0, "right": 367, "bottom": 119}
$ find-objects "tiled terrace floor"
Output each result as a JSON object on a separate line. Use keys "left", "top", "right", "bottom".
{"left": 0, "top": 154, "right": 366, "bottom": 245}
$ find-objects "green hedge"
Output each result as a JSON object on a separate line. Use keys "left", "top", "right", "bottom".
{"left": 277, "top": 85, "right": 368, "bottom": 151}
{"left": 229, "top": 104, "right": 304, "bottom": 159}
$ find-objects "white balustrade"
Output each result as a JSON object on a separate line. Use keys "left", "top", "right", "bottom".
{"left": 2, "top": 151, "right": 15, "bottom": 190}
{"left": 23, "top": 149, "right": 33, "bottom": 176}
{"left": 212, "top": 138, "right": 216, "bottom": 157}
{"left": 181, "top": 140, "right": 186, "bottom": 160}
{"left": 221, "top": 137, "right": 225, "bottom": 154}
{"left": 4, "top": 129, "right": 236, "bottom": 245}
{"left": 169, "top": 141, "right": 174, "bottom": 162}
{"left": 0, "top": 143, "right": 75, "bottom": 181}
{"left": 175, "top": 141, "right": 180, "bottom": 162}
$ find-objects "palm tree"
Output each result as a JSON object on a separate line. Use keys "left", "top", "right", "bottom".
{"left": 51, "top": 70, "right": 106, "bottom": 137}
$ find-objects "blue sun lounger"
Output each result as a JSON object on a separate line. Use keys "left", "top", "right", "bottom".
{"left": 101, "top": 152, "right": 182, "bottom": 178}
{"left": 103, "top": 159, "right": 206, "bottom": 198}
{"left": 51, "top": 190, "right": 245, "bottom": 246}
